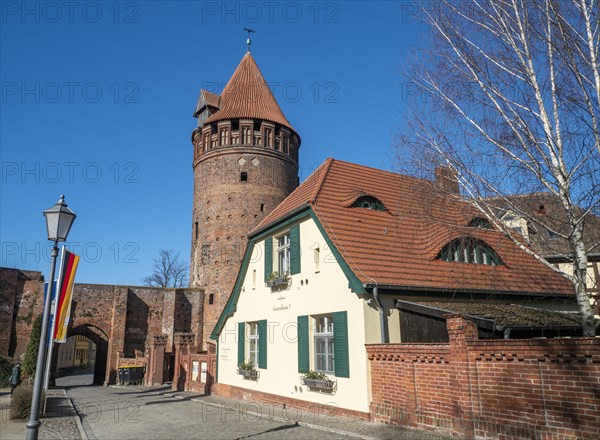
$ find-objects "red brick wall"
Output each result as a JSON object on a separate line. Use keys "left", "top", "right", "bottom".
{"left": 367, "top": 315, "right": 600, "bottom": 440}
{"left": 1, "top": 267, "right": 203, "bottom": 385}
{"left": 0, "top": 268, "right": 44, "bottom": 359}
{"left": 213, "top": 383, "right": 369, "bottom": 421}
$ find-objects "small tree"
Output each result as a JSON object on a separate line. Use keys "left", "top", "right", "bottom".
{"left": 142, "top": 249, "right": 189, "bottom": 288}
{"left": 22, "top": 314, "right": 42, "bottom": 379}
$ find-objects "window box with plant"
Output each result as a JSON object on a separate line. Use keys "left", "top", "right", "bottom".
{"left": 265, "top": 271, "right": 289, "bottom": 287}
{"left": 301, "top": 370, "right": 335, "bottom": 390}
{"left": 237, "top": 361, "right": 258, "bottom": 380}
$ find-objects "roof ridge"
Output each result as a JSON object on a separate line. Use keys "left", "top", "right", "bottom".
{"left": 310, "top": 158, "right": 334, "bottom": 204}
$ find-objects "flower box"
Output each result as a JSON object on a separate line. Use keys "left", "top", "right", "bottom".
{"left": 237, "top": 368, "right": 258, "bottom": 380}
{"left": 301, "top": 378, "right": 335, "bottom": 390}
{"left": 266, "top": 276, "right": 288, "bottom": 287}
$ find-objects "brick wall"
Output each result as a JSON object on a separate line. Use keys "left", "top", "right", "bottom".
{"left": 213, "top": 383, "right": 369, "bottom": 421}
{"left": 0, "top": 268, "right": 44, "bottom": 358}
{"left": 1, "top": 267, "right": 203, "bottom": 385}
{"left": 367, "top": 315, "right": 600, "bottom": 439}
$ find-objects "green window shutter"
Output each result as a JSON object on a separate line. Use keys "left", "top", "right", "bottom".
{"left": 290, "top": 224, "right": 301, "bottom": 275}
{"left": 258, "top": 319, "right": 267, "bottom": 369}
{"left": 264, "top": 237, "right": 273, "bottom": 282}
{"left": 237, "top": 322, "right": 245, "bottom": 365}
{"left": 333, "top": 311, "right": 349, "bottom": 378}
{"left": 297, "top": 315, "right": 309, "bottom": 373}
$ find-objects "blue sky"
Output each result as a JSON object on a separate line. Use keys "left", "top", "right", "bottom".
{"left": 0, "top": 1, "right": 427, "bottom": 284}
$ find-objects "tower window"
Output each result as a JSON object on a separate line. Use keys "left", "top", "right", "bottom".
{"left": 284, "top": 137, "right": 289, "bottom": 154}
{"left": 195, "top": 221, "right": 198, "bottom": 240}
{"left": 240, "top": 172, "right": 248, "bottom": 182}
{"left": 208, "top": 293, "right": 214, "bottom": 305}
{"left": 260, "top": 203, "right": 264, "bottom": 212}
{"left": 243, "top": 126, "right": 252, "bottom": 144}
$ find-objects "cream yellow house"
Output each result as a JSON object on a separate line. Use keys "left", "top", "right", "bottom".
{"left": 495, "top": 194, "right": 600, "bottom": 320}
{"left": 211, "top": 159, "right": 579, "bottom": 416}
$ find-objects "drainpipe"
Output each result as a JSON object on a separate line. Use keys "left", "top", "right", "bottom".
{"left": 373, "top": 286, "right": 389, "bottom": 343}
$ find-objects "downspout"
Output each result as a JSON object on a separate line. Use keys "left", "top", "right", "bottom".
{"left": 373, "top": 286, "right": 389, "bottom": 343}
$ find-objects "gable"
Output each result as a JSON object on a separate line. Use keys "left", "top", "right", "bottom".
{"left": 210, "top": 208, "right": 365, "bottom": 340}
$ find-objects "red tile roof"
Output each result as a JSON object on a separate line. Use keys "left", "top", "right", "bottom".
{"left": 252, "top": 159, "right": 575, "bottom": 296}
{"left": 204, "top": 53, "right": 295, "bottom": 131}
{"left": 202, "top": 90, "right": 220, "bottom": 109}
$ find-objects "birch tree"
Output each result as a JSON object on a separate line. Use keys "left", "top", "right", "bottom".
{"left": 401, "top": 0, "right": 600, "bottom": 335}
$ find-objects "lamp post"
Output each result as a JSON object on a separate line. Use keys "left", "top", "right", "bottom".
{"left": 26, "top": 195, "right": 76, "bottom": 440}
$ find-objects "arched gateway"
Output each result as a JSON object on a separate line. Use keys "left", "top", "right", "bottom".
{"left": 0, "top": 268, "right": 203, "bottom": 386}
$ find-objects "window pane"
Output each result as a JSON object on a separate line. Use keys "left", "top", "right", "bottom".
{"left": 314, "top": 316, "right": 334, "bottom": 374}
{"left": 277, "top": 234, "right": 290, "bottom": 274}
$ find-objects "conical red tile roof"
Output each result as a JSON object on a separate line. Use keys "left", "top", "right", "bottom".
{"left": 204, "top": 53, "right": 294, "bottom": 131}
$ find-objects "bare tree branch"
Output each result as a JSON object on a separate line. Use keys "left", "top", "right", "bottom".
{"left": 142, "top": 249, "right": 189, "bottom": 288}
{"left": 400, "top": 0, "right": 600, "bottom": 336}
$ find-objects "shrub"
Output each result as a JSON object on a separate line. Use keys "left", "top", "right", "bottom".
{"left": 10, "top": 386, "right": 44, "bottom": 420}
{"left": 0, "top": 354, "right": 14, "bottom": 388}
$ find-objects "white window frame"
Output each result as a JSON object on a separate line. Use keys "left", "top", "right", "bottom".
{"left": 277, "top": 234, "right": 290, "bottom": 276}
{"left": 248, "top": 322, "right": 259, "bottom": 366}
{"left": 314, "top": 315, "right": 334, "bottom": 374}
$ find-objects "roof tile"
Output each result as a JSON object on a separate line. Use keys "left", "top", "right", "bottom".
{"left": 204, "top": 53, "right": 294, "bottom": 131}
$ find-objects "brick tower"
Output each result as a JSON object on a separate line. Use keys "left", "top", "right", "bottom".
{"left": 190, "top": 50, "right": 300, "bottom": 349}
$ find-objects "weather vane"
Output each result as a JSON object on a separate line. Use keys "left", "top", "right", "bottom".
{"left": 244, "top": 28, "right": 256, "bottom": 52}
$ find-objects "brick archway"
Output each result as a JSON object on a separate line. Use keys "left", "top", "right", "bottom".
{"left": 68, "top": 324, "right": 109, "bottom": 385}
{"left": 1, "top": 268, "right": 203, "bottom": 386}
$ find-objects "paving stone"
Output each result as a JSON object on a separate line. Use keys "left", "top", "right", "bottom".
{"left": 67, "top": 385, "right": 456, "bottom": 440}
{"left": 0, "top": 388, "right": 81, "bottom": 440}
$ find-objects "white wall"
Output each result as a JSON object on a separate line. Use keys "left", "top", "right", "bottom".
{"left": 217, "top": 216, "right": 376, "bottom": 413}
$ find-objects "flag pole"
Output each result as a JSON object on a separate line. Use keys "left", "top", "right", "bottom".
{"left": 42, "top": 246, "right": 65, "bottom": 414}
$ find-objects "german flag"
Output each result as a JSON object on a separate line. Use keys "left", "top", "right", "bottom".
{"left": 54, "top": 248, "right": 80, "bottom": 343}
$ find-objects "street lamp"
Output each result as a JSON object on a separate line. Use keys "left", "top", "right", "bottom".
{"left": 26, "top": 195, "right": 76, "bottom": 440}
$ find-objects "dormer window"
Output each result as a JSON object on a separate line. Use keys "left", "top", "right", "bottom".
{"left": 468, "top": 217, "right": 492, "bottom": 229}
{"left": 351, "top": 195, "right": 387, "bottom": 211}
{"left": 437, "top": 237, "right": 503, "bottom": 266}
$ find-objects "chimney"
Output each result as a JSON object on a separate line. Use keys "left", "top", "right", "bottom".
{"left": 435, "top": 166, "right": 460, "bottom": 195}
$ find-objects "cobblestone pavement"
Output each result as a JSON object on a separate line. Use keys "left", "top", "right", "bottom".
{"left": 0, "top": 388, "right": 81, "bottom": 440}
{"left": 67, "top": 385, "right": 357, "bottom": 440}
{"left": 67, "top": 385, "right": 455, "bottom": 440}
